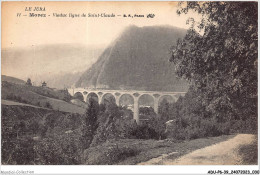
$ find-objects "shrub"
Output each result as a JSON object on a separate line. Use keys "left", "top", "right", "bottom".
{"left": 90, "top": 104, "right": 137, "bottom": 147}
{"left": 164, "top": 85, "right": 257, "bottom": 140}
{"left": 2, "top": 138, "right": 35, "bottom": 165}
{"left": 83, "top": 143, "right": 140, "bottom": 165}
{"left": 130, "top": 125, "right": 158, "bottom": 139}
{"left": 45, "top": 102, "right": 52, "bottom": 109}
{"left": 35, "top": 129, "right": 86, "bottom": 165}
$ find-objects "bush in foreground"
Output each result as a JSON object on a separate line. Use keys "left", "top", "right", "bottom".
{"left": 83, "top": 142, "right": 140, "bottom": 165}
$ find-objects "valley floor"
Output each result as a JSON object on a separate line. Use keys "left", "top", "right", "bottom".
{"left": 138, "top": 134, "right": 257, "bottom": 165}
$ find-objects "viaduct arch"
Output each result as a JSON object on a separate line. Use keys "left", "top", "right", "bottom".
{"left": 70, "top": 88, "right": 185, "bottom": 125}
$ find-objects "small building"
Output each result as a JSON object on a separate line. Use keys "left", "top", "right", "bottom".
{"left": 42, "top": 81, "right": 47, "bottom": 87}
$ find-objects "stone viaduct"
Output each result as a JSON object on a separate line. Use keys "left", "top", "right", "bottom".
{"left": 68, "top": 88, "right": 186, "bottom": 124}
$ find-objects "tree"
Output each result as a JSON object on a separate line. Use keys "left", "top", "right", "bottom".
{"left": 171, "top": 2, "right": 257, "bottom": 125}
{"left": 86, "top": 98, "right": 99, "bottom": 131}
{"left": 82, "top": 98, "right": 100, "bottom": 148}
{"left": 26, "top": 78, "right": 32, "bottom": 86}
{"left": 158, "top": 99, "right": 170, "bottom": 121}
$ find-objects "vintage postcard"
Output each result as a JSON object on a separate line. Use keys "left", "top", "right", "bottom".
{"left": 1, "top": 1, "right": 258, "bottom": 174}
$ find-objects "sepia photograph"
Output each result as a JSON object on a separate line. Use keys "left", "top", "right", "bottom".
{"left": 1, "top": 1, "right": 258, "bottom": 174}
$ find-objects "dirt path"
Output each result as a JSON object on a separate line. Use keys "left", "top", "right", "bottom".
{"left": 139, "top": 134, "right": 255, "bottom": 165}
{"left": 2, "top": 99, "right": 85, "bottom": 114}
{"left": 2, "top": 99, "right": 49, "bottom": 109}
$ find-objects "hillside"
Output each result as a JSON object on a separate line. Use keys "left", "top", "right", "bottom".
{"left": 1, "top": 104, "right": 86, "bottom": 165}
{"left": 76, "top": 25, "right": 189, "bottom": 91}
{"left": 1, "top": 104, "right": 242, "bottom": 165}
{"left": 1, "top": 80, "right": 85, "bottom": 114}
{"left": 1, "top": 75, "right": 26, "bottom": 85}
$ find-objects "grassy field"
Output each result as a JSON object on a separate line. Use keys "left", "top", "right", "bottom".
{"left": 2, "top": 81, "right": 85, "bottom": 114}
{"left": 83, "top": 135, "right": 236, "bottom": 165}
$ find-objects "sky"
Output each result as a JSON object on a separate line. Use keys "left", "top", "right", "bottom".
{"left": 2, "top": 1, "right": 202, "bottom": 80}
